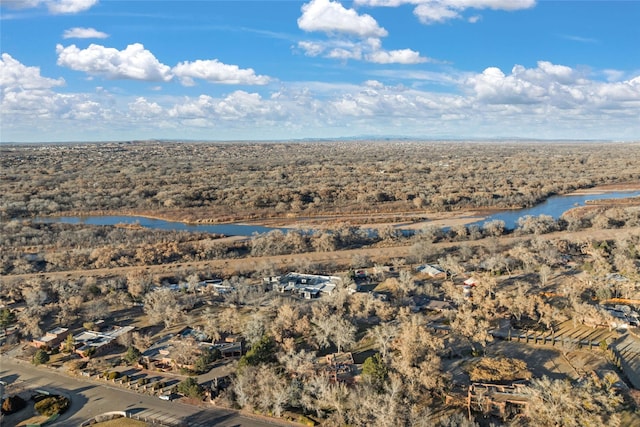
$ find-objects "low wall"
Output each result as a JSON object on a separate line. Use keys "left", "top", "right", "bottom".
{"left": 80, "top": 411, "right": 127, "bottom": 426}
{"left": 611, "top": 335, "right": 640, "bottom": 389}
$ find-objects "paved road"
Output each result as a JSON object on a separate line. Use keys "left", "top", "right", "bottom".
{"left": 0, "top": 356, "right": 280, "bottom": 427}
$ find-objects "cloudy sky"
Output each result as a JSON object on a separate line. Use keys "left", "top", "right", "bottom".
{"left": 1, "top": 0, "right": 639, "bottom": 142}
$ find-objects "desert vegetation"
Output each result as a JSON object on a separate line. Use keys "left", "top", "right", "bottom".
{"left": 2, "top": 140, "right": 640, "bottom": 426}
{"left": 2, "top": 141, "right": 640, "bottom": 223}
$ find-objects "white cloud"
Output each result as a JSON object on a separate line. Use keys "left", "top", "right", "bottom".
{"left": 297, "top": 0, "right": 429, "bottom": 65}
{"left": 603, "top": 69, "right": 626, "bottom": 83}
{"left": 298, "top": 39, "right": 362, "bottom": 59}
{"left": 63, "top": 27, "right": 109, "bottom": 39}
{"left": 467, "top": 66, "right": 545, "bottom": 104}
{"left": 297, "top": 41, "right": 327, "bottom": 57}
{"left": 55, "top": 43, "right": 272, "bottom": 86}
{"left": 413, "top": 2, "right": 459, "bottom": 24}
{"left": 298, "top": 0, "right": 388, "bottom": 37}
{"left": 1, "top": 53, "right": 65, "bottom": 92}
{"left": 129, "top": 97, "right": 163, "bottom": 118}
{"left": 355, "top": 0, "right": 536, "bottom": 24}
{"left": 0, "top": 0, "right": 99, "bottom": 14}
{"left": 214, "top": 91, "right": 268, "bottom": 119}
{"left": 3, "top": 54, "right": 639, "bottom": 142}
{"left": 366, "top": 48, "right": 427, "bottom": 64}
{"left": 560, "top": 34, "right": 598, "bottom": 44}
{"left": 172, "top": 60, "right": 270, "bottom": 86}
{"left": 56, "top": 43, "right": 173, "bottom": 82}
{"left": 0, "top": 54, "right": 112, "bottom": 128}
{"left": 168, "top": 95, "right": 214, "bottom": 118}
{"left": 0, "top": 0, "right": 42, "bottom": 9}
{"left": 167, "top": 91, "right": 279, "bottom": 122}
{"left": 465, "top": 61, "right": 640, "bottom": 108}
{"left": 60, "top": 99, "right": 102, "bottom": 120}
{"left": 298, "top": 38, "right": 429, "bottom": 64}
{"left": 47, "top": 0, "right": 98, "bottom": 14}
{"left": 327, "top": 47, "right": 363, "bottom": 61}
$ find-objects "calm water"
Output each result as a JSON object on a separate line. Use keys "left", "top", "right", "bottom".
{"left": 36, "top": 190, "right": 640, "bottom": 236}
{"left": 36, "top": 215, "right": 282, "bottom": 236}
{"left": 469, "top": 190, "right": 640, "bottom": 230}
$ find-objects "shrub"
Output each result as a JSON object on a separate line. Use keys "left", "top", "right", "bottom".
{"left": 123, "top": 346, "right": 141, "bottom": 365}
{"left": 137, "top": 378, "right": 149, "bottom": 386}
{"left": 83, "top": 321, "right": 96, "bottom": 331}
{"left": 361, "top": 353, "right": 388, "bottom": 391}
{"left": 34, "top": 395, "right": 70, "bottom": 416}
{"left": 177, "top": 377, "right": 203, "bottom": 399}
{"left": 68, "top": 360, "right": 87, "bottom": 372}
{"left": 194, "top": 347, "right": 221, "bottom": 374}
{"left": 179, "top": 367, "right": 196, "bottom": 376}
{"left": 2, "top": 395, "right": 26, "bottom": 415}
{"left": 32, "top": 349, "right": 50, "bottom": 366}
{"left": 467, "top": 357, "right": 531, "bottom": 382}
{"left": 107, "top": 371, "right": 120, "bottom": 380}
{"left": 238, "top": 335, "right": 275, "bottom": 369}
{"left": 297, "top": 415, "right": 317, "bottom": 426}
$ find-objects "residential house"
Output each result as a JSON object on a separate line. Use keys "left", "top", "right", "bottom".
{"left": 416, "top": 264, "right": 446, "bottom": 278}
{"left": 33, "top": 327, "right": 69, "bottom": 349}
{"left": 468, "top": 382, "right": 530, "bottom": 420}
{"left": 271, "top": 272, "right": 341, "bottom": 297}
{"left": 73, "top": 325, "right": 135, "bottom": 358}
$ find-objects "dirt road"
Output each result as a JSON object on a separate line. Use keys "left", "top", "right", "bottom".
{"left": 3, "top": 226, "right": 639, "bottom": 284}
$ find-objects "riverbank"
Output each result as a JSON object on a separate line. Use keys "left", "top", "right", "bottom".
{"left": 32, "top": 185, "right": 640, "bottom": 237}
{"left": 567, "top": 182, "right": 640, "bottom": 195}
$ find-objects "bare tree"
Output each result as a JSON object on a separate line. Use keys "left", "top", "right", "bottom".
{"left": 539, "top": 264, "right": 552, "bottom": 287}
{"left": 126, "top": 270, "right": 153, "bottom": 299}
{"left": 277, "top": 347, "right": 316, "bottom": 378}
{"left": 366, "top": 322, "right": 398, "bottom": 361}
{"left": 17, "top": 307, "right": 43, "bottom": 339}
{"left": 438, "top": 254, "right": 465, "bottom": 279}
{"left": 143, "top": 288, "right": 183, "bottom": 327}
{"left": 522, "top": 376, "right": 622, "bottom": 427}
{"left": 396, "top": 270, "right": 417, "bottom": 299}
{"left": 132, "top": 331, "right": 153, "bottom": 352}
{"left": 311, "top": 311, "right": 356, "bottom": 353}
{"left": 270, "top": 304, "right": 305, "bottom": 344}
{"left": 390, "top": 315, "right": 447, "bottom": 396}
{"left": 482, "top": 219, "right": 506, "bottom": 237}
{"left": 83, "top": 299, "right": 109, "bottom": 321}
{"left": 243, "top": 311, "right": 268, "bottom": 346}
{"left": 203, "top": 311, "right": 222, "bottom": 343}
{"left": 450, "top": 303, "right": 493, "bottom": 355}
{"left": 332, "top": 317, "right": 356, "bottom": 353}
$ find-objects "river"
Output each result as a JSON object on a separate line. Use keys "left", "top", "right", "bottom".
{"left": 36, "top": 190, "right": 640, "bottom": 236}
{"left": 467, "top": 190, "right": 640, "bottom": 230}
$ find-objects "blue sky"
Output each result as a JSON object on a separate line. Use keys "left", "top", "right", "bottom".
{"left": 1, "top": 0, "right": 639, "bottom": 142}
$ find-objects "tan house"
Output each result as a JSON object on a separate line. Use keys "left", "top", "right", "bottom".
{"left": 33, "top": 327, "right": 69, "bottom": 349}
